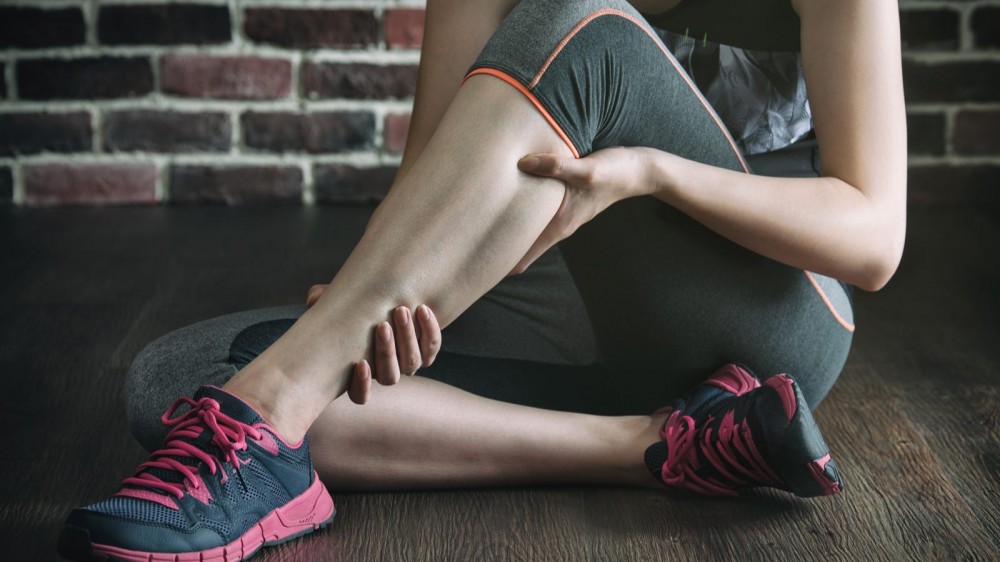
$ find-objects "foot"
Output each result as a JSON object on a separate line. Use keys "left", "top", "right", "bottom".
{"left": 58, "top": 386, "right": 336, "bottom": 561}
{"left": 644, "top": 364, "right": 844, "bottom": 498}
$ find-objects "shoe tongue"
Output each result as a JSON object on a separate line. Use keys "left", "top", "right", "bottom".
{"left": 125, "top": 387, "right": 261, "bottom": 496}
{"left": 193, "top": 385, "right": 265, "bottom": 426}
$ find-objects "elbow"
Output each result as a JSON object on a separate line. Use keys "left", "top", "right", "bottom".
{"left": 855, "top": 226, "right": 905, "bottom": 292}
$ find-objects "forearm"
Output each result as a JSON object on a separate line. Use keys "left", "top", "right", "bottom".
{"left": 642, "top": 148, "right": 905, "bottom": 291}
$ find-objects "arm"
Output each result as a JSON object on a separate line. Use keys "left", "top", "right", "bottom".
{"left": 647, "top": 0, "right": 907, "bottom": 291}
{"left": 517, "top": 0, "right": 907, "bottom": 292}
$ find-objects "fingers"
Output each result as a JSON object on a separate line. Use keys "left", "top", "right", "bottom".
{"left": 393, "top": 306, "right": 422, "bottom": 375}
{"left": 347, "top": 360, "right": 372, "bottom": 405}
{"left": 374, "top": 321, "right": 401, "bottom": 386}
{"left": 415, "top": 305, "right": 441, "bottom": 367}
{"left": 517, "top": 153, "right": 588, "bottom": 183}
{"left": 364, "top": 304, "right": 442, "bottom": 397}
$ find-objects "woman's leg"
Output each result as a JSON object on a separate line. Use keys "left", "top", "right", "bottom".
{"left": 223, "top": 72, "right": 574, "bottom": 443}
{"left": 125, "top": 305, "right": 659, "bottom": 490}
{"left": 121, "top": 2, "right": 848, "bottom": 486}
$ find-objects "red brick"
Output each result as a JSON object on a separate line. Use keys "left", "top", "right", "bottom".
{"left": 314, "top": 165, "right": 397, "bottom": 204}
{"left": 98, "top": 4, "right": 230, "bottom": 46}
{"left": 906, "top": 112, "right": 945, "bottom": 156}
{"left": 0, "top": 112, "right": 92, "bottom": 156}
{"left": 384, "top": 8, "right": 425, "bottom": 49}
{"left": 0, "top": 7, "right": 85, "bottom": 48}
{"left": 104, "top": 110, "right": 231, "bottom": 153}
{"left": 908, "top": 165, "right": 1000, "bottom": 204}
{"left": 244, "top": 8, "right": 376, "bottom": 49}
{"left": 971, "top": 7, "right": 1000, "bottom": 49}
{"left": 18, "top": 58, "right": 153, "bottom": 100}
{"left": 903, "top": 60, "right": 1000, "bottom": 103}
{"left": 161, "top": 55, "right": 291, "bottom": 100}
{"left": 24, "top": 163, "right": 157, "bottom": 206}
{"left": 383, "top": 113, "right": 411, "bottom": 153}
{"left": 242, "top": 112, "right": 374, "bottom": 153}
{"left": 169, "top": 166, "right": 302, "bottom": 205}
{"left": 301, "top": 63, "right": 417, "bottom": 100}
{"left": 953, "top": 110, "right": 1000, "bottom": 155}
{"left": 0, "top": 167, "right": 11, "bottom": 205}
{"left": 900, "top": 8, "right": 959, "bottom": 50}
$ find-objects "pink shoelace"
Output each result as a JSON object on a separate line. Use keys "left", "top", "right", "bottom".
{"left": 659, "top": 408, "right": 783, "bottom": 496}
{"left": 122, "top": 397, "right": 262, "bottom": 499}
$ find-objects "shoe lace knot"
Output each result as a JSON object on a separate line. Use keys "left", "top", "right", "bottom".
{"left": 122, "top": 397, "right": 263, "bottom": 499}
{"left": 659, "top": 406, "right": 783, "bottom": 496}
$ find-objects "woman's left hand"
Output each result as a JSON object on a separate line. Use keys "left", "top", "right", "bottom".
{"left": 511, "top": 146, "right": 655, "bottom": 274}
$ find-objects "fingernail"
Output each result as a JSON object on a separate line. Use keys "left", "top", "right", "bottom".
{"left": 418, "top": 304, "right": 430, "bottom": 321}
{"left": 398, "top": 307, "right": 410, "bottom": 326}
{"left": 379, "top": 322, "right": 391, "bottom": 342}
{"left": 518, "top": 155, "right": 540, "bottom": 171}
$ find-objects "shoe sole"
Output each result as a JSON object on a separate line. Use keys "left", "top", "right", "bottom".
{"left": 763, "top": 375, "right": 844, "bottom": 497}
{"left": 58, "top": 473, "right": 336, "bottom": 562}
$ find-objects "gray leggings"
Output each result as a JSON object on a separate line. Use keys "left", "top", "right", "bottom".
{"left": 126, "top": 0, "right": 854, "bottom": 452}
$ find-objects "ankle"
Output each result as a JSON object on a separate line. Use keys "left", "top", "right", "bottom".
{"left": 614, "top": 415, "right": 667, "bottom": 489}
{"left": 222, "top": 368, "right": 319, "bottom": 446}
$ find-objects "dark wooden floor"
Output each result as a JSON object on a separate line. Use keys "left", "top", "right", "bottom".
{"left": 1, "top": 204, "right": 998, "bottom": 561}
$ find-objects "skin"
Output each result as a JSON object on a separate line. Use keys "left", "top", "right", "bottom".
{"left": 223, "top": 0, "right": 904, "bottom": 489}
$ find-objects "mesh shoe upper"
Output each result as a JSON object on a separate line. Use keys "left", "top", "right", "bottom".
{"left": 645, "top": 364, "right": 843, "bottom": 498}
{"left": 64, "top": 386, "right": 316, "bottom": 553}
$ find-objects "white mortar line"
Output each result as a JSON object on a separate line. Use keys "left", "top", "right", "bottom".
{"left": 2, "top": 56, "right": 14, "bottom": 101}
{"left": 153, "top": 156, "right": 166, "bottom": 202}
{"left": 905, "top": 103, "right": 1000, "bottom": 112}
{"left": 1, "top": 98, "right": 415, "bottom": 112}
{"left": 6, "top": 151, "right": 398, "bottom": 166}
{"left": 12, "top": 160, "right": 24, "bottom": 205}
{"left": 229, "top": 109, "right": 241, "bottom": 155}
{"left": 91, "top": 102, "right": 102, "bottom": 153}
{"left": 908, "top": 155, "right": 1000, "bottom": 166}
{"left": 83, "top": 0, "right": 97, "bottom": 47}
{"left": 904, "top": 51, "right": 1000, "bottom": 63}
{"left": 301, "top": 158, "right": 314, "bottom": 205}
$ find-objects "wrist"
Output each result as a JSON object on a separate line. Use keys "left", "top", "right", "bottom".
{"left": 636, "top": 147, "right": 678, "bottom": 201}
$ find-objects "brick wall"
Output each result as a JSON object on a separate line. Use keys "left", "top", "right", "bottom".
{"left": 0, "top": 0, "right": 997, "bottom": 206}
{"left": 901, "top": 0, "right": 1000, "bottom": 203}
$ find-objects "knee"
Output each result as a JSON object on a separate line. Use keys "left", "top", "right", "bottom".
{"left": 124, "top": 336, "right": 182, "bottom": 452}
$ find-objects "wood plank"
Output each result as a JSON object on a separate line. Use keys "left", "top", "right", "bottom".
{"left": 1, "top": 205, "right": 998, "bottom": 561}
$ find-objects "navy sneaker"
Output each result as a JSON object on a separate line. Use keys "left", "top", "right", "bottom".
{"left": 58, "top": 386, "right": 335, "bottom": 561}
{"left": 644, "top": 364, "right": 844, "bottom": 497}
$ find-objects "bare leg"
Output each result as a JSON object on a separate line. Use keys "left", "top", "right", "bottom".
{"left": 224, "top": 75, "right": 573, "bottom": 443}
{"left": 306, "top": 375, "right": 666, "bottom": 490}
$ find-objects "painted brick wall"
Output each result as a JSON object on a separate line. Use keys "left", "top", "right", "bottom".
{"left": 0, "top": 0, "right": 997, "bottom": 206}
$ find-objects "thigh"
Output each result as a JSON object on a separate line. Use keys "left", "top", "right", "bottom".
{"left": 471, "top": 0, "right": 852, "bottom": 406}
{"left": 560, "top": 193, "right": 853, "bottom": 410}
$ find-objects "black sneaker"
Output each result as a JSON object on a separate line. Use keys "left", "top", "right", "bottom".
{"left": 58, "top": 386, "right": 336, "bottom": 561}
{"left": 645, "top": 364, "right": 843, "bottom": 497}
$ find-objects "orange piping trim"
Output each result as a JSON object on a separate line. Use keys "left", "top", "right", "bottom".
{"left": 804, "top": 271, "right": 856, "bottom": 333}
{"left": 531, "top": 9, "right": 749, "bottom": 173}
{"left": 464, "top": 67, "right": 581, "bottom": 159}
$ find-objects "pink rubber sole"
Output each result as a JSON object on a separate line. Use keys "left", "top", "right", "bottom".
{"left": 90, "top": 473, "right": 335, "bottom": 562}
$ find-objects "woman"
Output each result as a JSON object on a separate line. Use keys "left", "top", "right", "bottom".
{"left": 58, "top": 0, "right": 906, "bottom": 559}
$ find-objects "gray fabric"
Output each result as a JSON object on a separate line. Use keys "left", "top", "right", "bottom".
{"left": 125, "top": 0, "right": 853, "bottom": 453}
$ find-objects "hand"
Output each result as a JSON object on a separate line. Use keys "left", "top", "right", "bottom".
{"left": 511, "top": 146, "right": 655, "bottom": 274}
{"left": 306, "top": 285, "right": 442, "bottom": 404}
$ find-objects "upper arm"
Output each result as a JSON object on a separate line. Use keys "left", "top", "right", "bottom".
{"left": 793, "top": 0, "right": 908, "bottom": 251}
